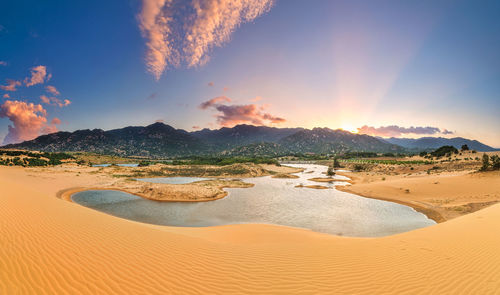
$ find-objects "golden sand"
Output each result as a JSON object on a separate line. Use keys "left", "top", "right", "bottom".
{"left": 2, "top": 165, "right": 500, "bottom": 294}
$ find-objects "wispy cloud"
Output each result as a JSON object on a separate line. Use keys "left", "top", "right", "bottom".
{"left": 137, "top": 0, "right": 274, "bottom": 80}
{"left": 0, "top": 100, "right": 56, "bottom": 144}
{"left": 0, "top": 61, "right": 6, "bottom": 66}
{"left": 199, "top": 96, "right": 285, "bottom": 127}
{"left": 357, "top": 125, "right": 454, "bottom": 137}
{"left": 24, "top": 65, "right": 50, "bottom": 87}
{"left": 0, "top": 79, "right": 21, "bottom": 91}
{"left": 40, "top": 95, "right": 71, "bottom": 107}
{"left": 199, "top": 95, "right": 231, "bottom": 109}
{"left": 2, "top": 94, "right": 9, "bottom": 98}
{"left": 207, "top": 82, "right": 214, "bottom": 87}
{"left": 45, "top": 85, "right": 60, "bottom": 96}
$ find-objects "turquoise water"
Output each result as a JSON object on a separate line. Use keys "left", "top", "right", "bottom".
{"left": 72, "top": 164, "right": 435, "bottom": 237}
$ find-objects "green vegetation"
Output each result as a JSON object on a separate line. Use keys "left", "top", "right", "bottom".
{"left": 461, "top": 144, "right": 469, "bottom": 151}
{"left": 326, "top": 166, "right": 335, "bottom": 176}
{"left": 339, "top": 158, "right": 432, "bottom": 165}
{"left": 480, "top": 154, "right": 500, "bottom": 171}
{"left": 0, "top": 150, "right": 74, "bottom": 166}
{"left": 480, "top": 154, "right": 490, "bottom": 171}
{"left": 491, "top": 155, "right": 500, "bottom": 170}
{"left": 171, "top": 156, "right": 279, "bottom": 166}
{"left": 430, "top": 146, "right": 458, "bottom": 158}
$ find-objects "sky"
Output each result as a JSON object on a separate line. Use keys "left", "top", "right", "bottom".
{"left": 0, "top": 0, "right": 499, "bottom": 147}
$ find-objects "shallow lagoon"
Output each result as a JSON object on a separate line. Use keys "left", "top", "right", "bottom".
{"left": 73, "top": 164, "right": 435, "bottom": 237}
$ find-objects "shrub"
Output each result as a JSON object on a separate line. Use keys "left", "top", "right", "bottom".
{"left": 326, "top": 166, "right": 335, "bottom": 176}
{"left": 480, "top": 154, "right": 490, "bottom": 171}
{"left": 431, "top": 146, "right": 458, "bottom": 157}
{"left": 461, "top": 144, "right": 469, "bottom": 151}
{"left": 491, "top": 155, "right": 500, "bottom": 170}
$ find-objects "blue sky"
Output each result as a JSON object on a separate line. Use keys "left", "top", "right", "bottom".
{"left": 0, "top": 0, "right": 499, "bottom": 147}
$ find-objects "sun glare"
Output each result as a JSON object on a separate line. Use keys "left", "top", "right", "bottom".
{"left": 340, "top": 123, "right": 358, "bottom": 133}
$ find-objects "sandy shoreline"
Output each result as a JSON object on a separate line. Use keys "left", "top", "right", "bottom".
{"left": 336, "top": 170, "right": 500, "bottom": 223}
{"left": 2, "top": 164, "right": 500, "bottom": 293}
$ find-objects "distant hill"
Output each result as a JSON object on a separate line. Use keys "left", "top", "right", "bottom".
{"left": 380, "top": 137, "right": 496, "bottom": 152}
{"left": 1, "top": 123, "right": 417, "bottom": 158}
{"left": 1, "top": 123, "right": 207, "bottom": 158}
{"left": 280, "top": 128, "right": 404, "bottom": 154}
{"left": 192, "top": 124, "right": 303, "bottom": 149}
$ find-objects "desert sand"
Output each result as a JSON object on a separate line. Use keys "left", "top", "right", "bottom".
{"left": 2, "top": 165, "right": 500, "bottom": 294}
{"left": 338, "top": 170, "right": 500, "bottom": 222}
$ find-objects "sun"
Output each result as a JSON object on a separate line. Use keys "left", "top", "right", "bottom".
{"left": 340, "top": 123, "right": 358, "bottom": 133}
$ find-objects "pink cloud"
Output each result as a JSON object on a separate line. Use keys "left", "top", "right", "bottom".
{"left": 357, "top": 125, "right": 454, "bottom": 137}
{"left": 208, "top": 82, "right": 214, "bottom": 87}
{"left": 40, "top": 95, "right": 71, "bottom": 108}
{"left": 199, "top": 96, "right": 231, "bottom": 109}
{"left": 45, "top": 85, "right": 60, "bottom": 96}
{"left": 0, "top": 79, "right": 21, "bottom": 91}
{"left": 3, "top": 94, "right": 10, "bottom": 98}
{"left": 137, "top": 0, "right": 274, "bottom": 79}
{"left": 24, "top": 65, "right": 49, "bottom": 87}
{"left": 51, "top": 117, "right": 62, "bottom": 125}
{"left": 0, "top": 61, "right": 6, "bottom": 66}
{"left": 0, "top": 100, "right": 56, "bottom": 144}
{"left": 199, "top": 96, "right": 286, "bottom": 127}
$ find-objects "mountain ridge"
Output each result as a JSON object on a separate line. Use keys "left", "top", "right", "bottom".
{"left": 1, "top": 123, "right": 495, "bottom": 157}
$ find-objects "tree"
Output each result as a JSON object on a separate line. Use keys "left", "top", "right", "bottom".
{"left": 327, "top": 166, "right": 335, "bottom": 177}
{"left": 480, "top": 154, "right": 490, "bottom": 171}
{"left": 461, "top": 144, "right": 469, "bottom": 151}
{"left": 333, "top": 157, "right": 342, "bottom": 168}
{"left": 491, "top": 155, "right": 500, "bottom": 170}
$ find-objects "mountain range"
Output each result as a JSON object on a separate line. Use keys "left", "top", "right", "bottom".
{"left": 380, "top": 137, "right": 497, "bottom": 152}
{"left": 1, "top": 123, "right": 495, "bottom": 158}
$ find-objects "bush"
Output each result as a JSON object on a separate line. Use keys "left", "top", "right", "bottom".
{"left": 480, "top": 154, "right": 490, "bottom": 171}
{"left": 431, "top": 146, "right": 458, "bottom": 157}
{"left": 326, "top": 166, "right": 335, "bottom": 176}
{"left": 461, "top": 144, "right": 469, "bottom": 151}
{"left": 491, "top": 155, "right": 500, "bottom": 170}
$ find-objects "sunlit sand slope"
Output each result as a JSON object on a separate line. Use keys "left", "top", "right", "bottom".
{"left": 1, "top": 166, "right": 500, "bottom": 294}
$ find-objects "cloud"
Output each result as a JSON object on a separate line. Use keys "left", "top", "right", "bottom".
{"left": 0, "top": 61, "right": 6, "bottom": 66}
{"left": 40, "top": 95, "right": 71, "bottom": 107}
{"left": 51, "top": 117, "right": 62, "bottom": 125}
{"left": 137, "top": 0, "right": 274, "bottom": 80}
{"left": 45, "top": 85, "right": 60, "bottom": 96}
{"left": 0, "top": 100, "right": 57, "bottom": 144}
{"left": 357, "top": 125, "right": 454, "bottom": 137}
{"left": 0, "top": 79, "right": 21, "bottom": 91}
{"left": 199, "top": 96, "right": 285, "bottom": 127}
{"left": 24, "top": 65, "right": 49, "bottom": 87}
{"left": 208, "top": 82, "right": 214, "bottom": 87}
{"left": 199, "top": 95, "right": 231, "bottom": 109}
{"left": 3, "top": 94, "right": 10, "bottom": 98}
{"left": 192, "top": 125, "right": 200, "bottom": 129}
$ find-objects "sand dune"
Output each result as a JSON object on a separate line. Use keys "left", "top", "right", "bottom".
{"left": 1, "top": 166, "right": 500, "bottom": 294}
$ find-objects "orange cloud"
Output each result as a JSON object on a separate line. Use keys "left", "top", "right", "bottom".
{"left": 0, "top": 79, "right": 21, "bottom": 91}
{"left": 357, "top": 125, "right": 453, "bottom": 137}
{"left": 199, "top": 96, "right": 285, "bottom": 127}
{"left": 51, "top": 117, "right": 62, "bottom": 125}
{"left": 24, "top": 65, "right": 49, "bottom": 87}
{"left": 0, "top": 100, "right": 56, "bottom": 144}
{"left": 199, "top": 96, "right": 231, "bottom": 109}
{"left": 45, "top": 85, "right": 60, "bottom": 96}
{"left": 3, "top": 94, "right": 10, "bottom": 98}
{"left": 137, "top": 0, "right": 274, "bottom": 79}
{"left": 40, "top": 95, "right": 71, "bottom": 107}
{"left": 208, "top": 82, "right": 214, "bottom": 87}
